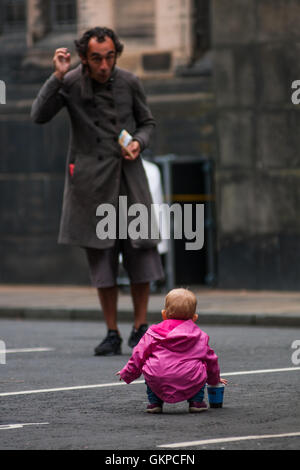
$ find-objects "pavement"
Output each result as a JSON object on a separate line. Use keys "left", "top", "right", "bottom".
{"left": 1, "top": 284, "right": 300, "bottom": 326}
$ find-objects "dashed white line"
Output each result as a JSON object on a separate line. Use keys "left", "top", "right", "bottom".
{"left": 0, "top": 381, "right": 144, "bottom": 397}
{"left": 157, "top": 431, "right": 300, "bottom": 448}
{"left": 5, "top": 348, "right": 54, "bottom": 354}
{"left": 0, "top": 366, "right": 299, "bottom": 397}
{"left": 221, "top": 366, "right": 300, "bottom": 376}
{"left": 0, "top": 422, "right": 49, "bottom": 430}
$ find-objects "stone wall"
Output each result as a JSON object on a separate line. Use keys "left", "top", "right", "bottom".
{"left": 0, "top": 0, "right": 213, "bottom": 285}
{"left": 0, "top": 66, "right": 214, "bottom": 284}
{"left": 2, "top": 0, "right": 299, "bottom": 289}
{"left": 212, "top": 0, "right": 300, "bottom": 289}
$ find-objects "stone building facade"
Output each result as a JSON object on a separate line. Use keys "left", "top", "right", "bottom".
{"left": 212, "top": 0, "right": 300, "bottom": 289}
{"left": 0, "top": 0, "right": 299, "bottom": 290}
{"left": 0, "top": 0, "right": 215, "bottom": 287}
{"left": 24, "top": 0, "right": 197, "bottom": 77}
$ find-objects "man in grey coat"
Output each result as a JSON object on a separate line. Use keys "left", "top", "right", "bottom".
{"left": 31, "top": 27, "right": 164, "bottom": 355}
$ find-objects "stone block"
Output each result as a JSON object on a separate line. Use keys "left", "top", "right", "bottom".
{"left": 78, "top": 0, "right": 114, "bottom": 32}
{"left": 217, "top": 111, "right": 254, "bottom": 168}
{"left": 218, "top": 174, "right": 256, "bottom": 235}
{"left": 255, "top": 235, "right": 282, "bottom": 289}
{"left": 257, "top": 0, "right": 300, "bottom": 42}
{"left": 256, "top": 111, "right": 300, "bottom": 168}
{"left": 0, "top": 110, "right": 68, "bottom": 173}
{"left": 213, "top": 47, "right": 256, "bottom": 107}
{"left": 218, "top": 232, "right": 300, "bottom": 290}
{"left": 0, "top": 237, "right": 90, "bottom": 284}
{"left": 0, "top": 118, "right": 44, "bottom": 173}
{"left": 257, "top": 43, "right": 293, "bottom": 105}
{"left": 219, "top": 170, "right": 300, "bottom": 237}
{"left": 286, "top": 42, "right": 300, "bottom": 90}
{"left": 213, "top": 49, "right": 236, "bottom": 107}
{"left": 142, "top": 53, "right": 172, "bottom": 72}
{"left": 252, "top": 175, "right": 280, "bottom": 234}
{"left": 212, "top": 0, "right": 256, "bottom": 46}
{"left": 156, "top": 0, "right": 192, "bottom": 54}
{"left": 151, "top": 96, "right": 215, "bottom": 156}
{"left": 0, "top": 176, "right": 64, "bottom": 236}
{"left": 218, "top": 234, "right": 286, "bottom": 290}
{"left": 255, "top": 172, "right": 300, "bottom": 233}
{"left": 217, "top": 235, "right": 259, "bottom": 289}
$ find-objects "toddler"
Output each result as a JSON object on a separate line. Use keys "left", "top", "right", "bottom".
{"left": 116, "top": 288, "right": 227, "bottom": 413}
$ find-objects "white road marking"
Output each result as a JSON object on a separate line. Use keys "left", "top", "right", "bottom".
{"left": 222, "top": 366, "right": 300, "bottom": 376}
{"left": 0, "top": 366, "right": 299, "bottom": 397}
{"left": 0, "top": 422, "right": 49, "bottom": 430}
{"left": 5, "top": 348, "right": 54, "bottom": 354}
{"left": 0, "top": 381, "right": 144, "bottom": 397}
{"left": 157, "top": 431, "right": 300, "bottom": 448}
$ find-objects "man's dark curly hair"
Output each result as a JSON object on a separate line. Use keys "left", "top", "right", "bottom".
{"left": 74, "top": 27, "right": 124, "bottom": 58}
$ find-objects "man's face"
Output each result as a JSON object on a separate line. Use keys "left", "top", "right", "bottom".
{"left": 82, "top": 36, "right": 117, "bottom": 83}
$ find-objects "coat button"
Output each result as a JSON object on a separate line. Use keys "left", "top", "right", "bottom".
{"left": 97, "top": 137, "right": 101, "bottom": 143}
{"left": 94, "top": 121, "right": 100, "bottom": 126}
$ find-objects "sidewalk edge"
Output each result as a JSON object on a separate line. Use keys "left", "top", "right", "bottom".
{"left": 0, "top": 307, "right": 300, "bottom": 327}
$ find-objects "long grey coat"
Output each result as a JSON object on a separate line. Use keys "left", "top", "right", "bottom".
{"left": 31, "top": 64, "right": 158, "bottom": 249}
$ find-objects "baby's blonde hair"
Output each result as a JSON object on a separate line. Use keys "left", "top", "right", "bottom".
{"left": 164, "top": 288, "right": 197, "bottom": 320}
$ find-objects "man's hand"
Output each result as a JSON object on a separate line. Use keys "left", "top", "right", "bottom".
{"left": 53, "top": 48, "right": 71, "bottom": 81}
{"left": 122, "top": 140, "right": 141, "bottom": 161}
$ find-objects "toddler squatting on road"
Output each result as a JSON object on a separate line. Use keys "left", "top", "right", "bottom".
{"left": 117, "top": 288, "right": 228, "bottom": 413}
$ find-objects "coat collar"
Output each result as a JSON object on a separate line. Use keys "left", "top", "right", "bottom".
{"left": 80, "top": 63, "right": 119, "bottom": 101}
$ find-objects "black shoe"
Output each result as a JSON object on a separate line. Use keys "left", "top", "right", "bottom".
{"left": 128, "top": 324, "right": 148, "bottom": 348}
{"left": 94, "top": 330, "right": 122, "bottom": 356}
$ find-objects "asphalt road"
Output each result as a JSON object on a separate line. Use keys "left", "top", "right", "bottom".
{"left": 0, "top": 318, "right": 299, "bottom": 452}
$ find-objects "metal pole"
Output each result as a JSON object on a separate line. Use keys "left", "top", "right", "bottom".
{"left": 202, "top": 159, "right": 217, "bottom": 285}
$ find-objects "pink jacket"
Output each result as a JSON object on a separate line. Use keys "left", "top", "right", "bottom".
{"left": 119, "top": 319, "right": 221, "bottom": 403}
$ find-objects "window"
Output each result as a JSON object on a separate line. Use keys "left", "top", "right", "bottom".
{"left": 2, "top": 0, "right": 26, "bottom": 32}
{"left": 51, "top": 0, "right": 77, "bottom": 30}
{"left": 193, "top": 0, "right": 211, "bottom": 61}
{"left": 115, "top": 0, "right": 155, "bottom": 41}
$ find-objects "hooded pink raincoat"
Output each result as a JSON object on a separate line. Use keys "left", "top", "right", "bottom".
{"left": 119, "top": 319, "right": 221, "bottom": 403}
